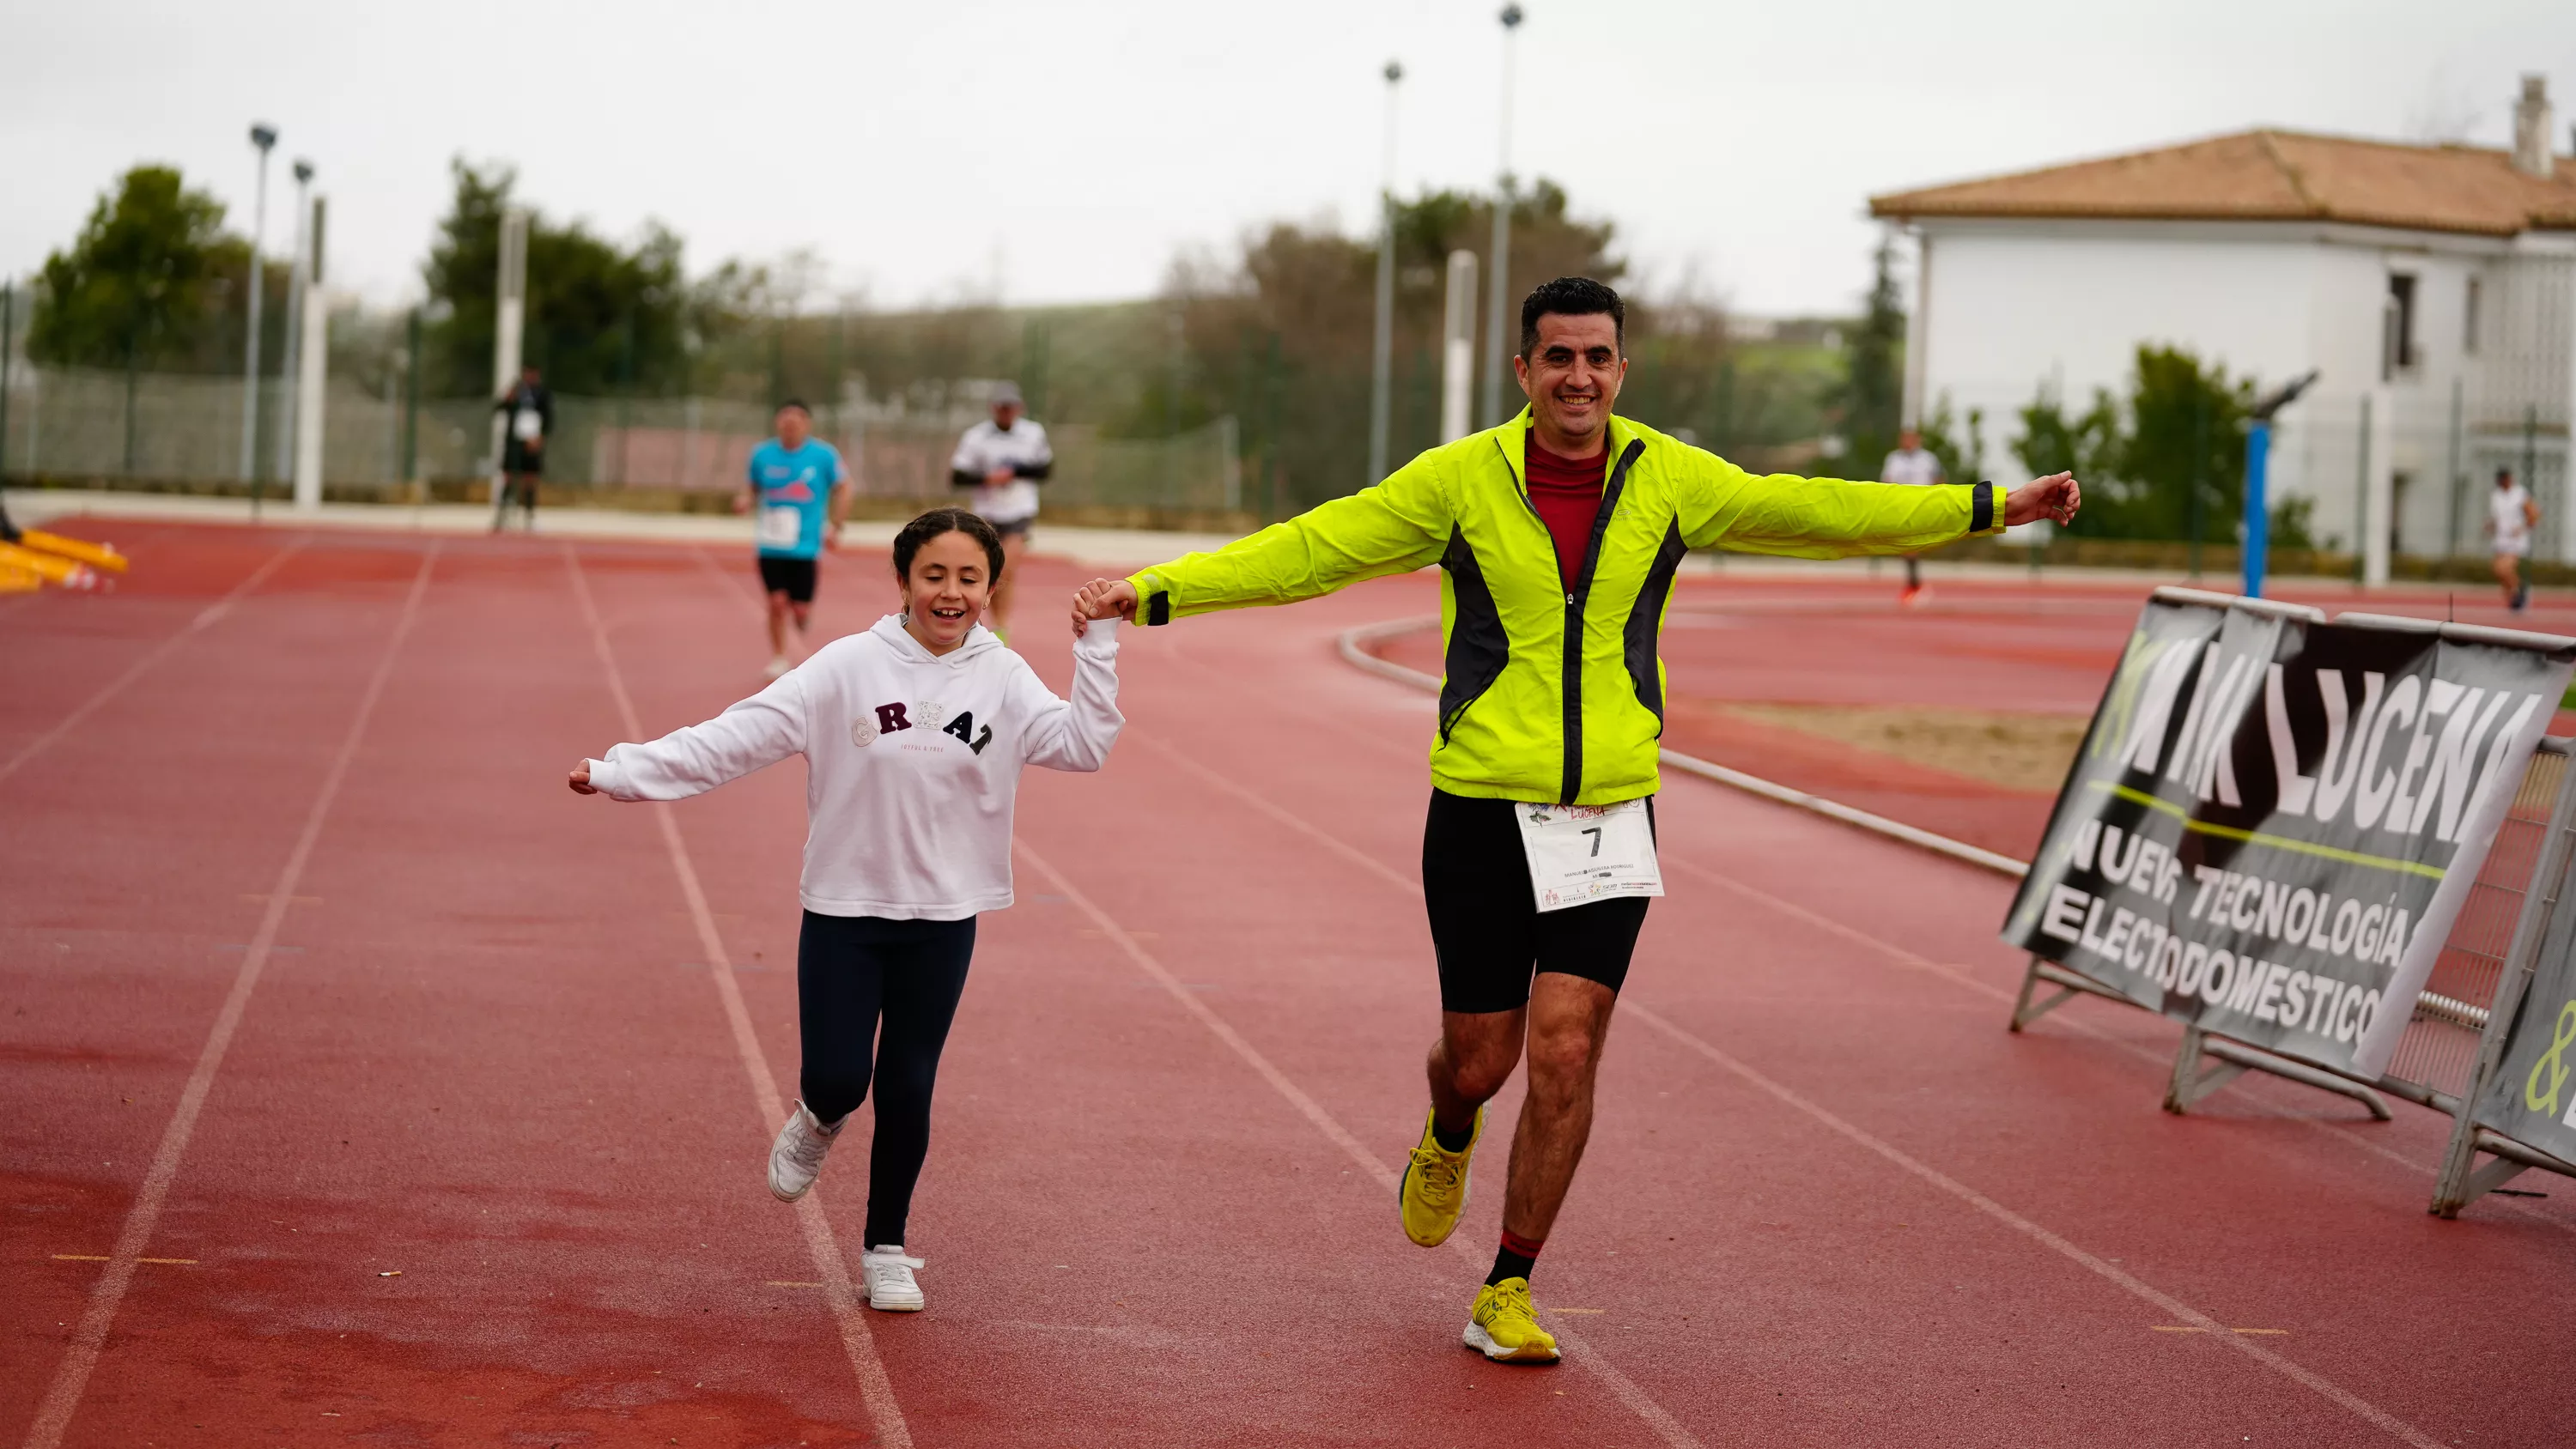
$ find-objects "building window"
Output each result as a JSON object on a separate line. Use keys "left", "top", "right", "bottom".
{"left": 2465, "top": 276, "right": 2482, "bottom": 355}
{"left": 2384, "top": 274, "right": 2418, "bottom": 379}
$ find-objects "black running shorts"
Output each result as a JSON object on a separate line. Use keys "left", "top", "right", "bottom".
{"left": 1421, "top": 789, "right": 1653, "bottom": 1015}
{"left": 758, "top": 555, "right": 818, "bottom": 603}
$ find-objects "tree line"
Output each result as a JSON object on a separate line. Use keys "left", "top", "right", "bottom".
{"left": 18, "top": 160, "right": 2280, "bottom": 539}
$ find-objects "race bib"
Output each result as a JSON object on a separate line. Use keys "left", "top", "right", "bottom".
{"left": 512, "top": 406, "right": 543, "bottom": 441}
{"left": 758, "top": 505, "right": 805, "bottom": 549}
{"left": 1516, "top": 798, "right": 1662, "bottom": 912}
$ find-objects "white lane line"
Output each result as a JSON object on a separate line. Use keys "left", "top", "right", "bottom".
{"left": 20, "top": 539, "right": 434, "bottom": 1449}
{"left": 1010, "top": 839, "right": 1705, "bottom": 1449}
{"left": 0, "top": 536, "right": 307, "bottom": 786}
{"left": 564, "top": 544, "right": 912, "bottom": 1449}
{"left": 1125, "top": 729, "right": 2447, "bottom": 1449}
{"left": 1657, "top": 853, "right": 2576, "bottom": 1235}
{"left": 1617, "top": 1000, "right": 2445, "bottom": 1449}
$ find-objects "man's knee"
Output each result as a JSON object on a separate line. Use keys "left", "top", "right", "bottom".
{"left": 1523, "top": 1022, "right": 1606, "bottom": 1091}
{"left": 1438, "top": 1028, "right": 1522, "bottom": 1102}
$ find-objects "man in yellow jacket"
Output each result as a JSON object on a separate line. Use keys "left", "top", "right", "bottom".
{"left": 1074, "top": 276, "right": 2080, "bottom": 1362}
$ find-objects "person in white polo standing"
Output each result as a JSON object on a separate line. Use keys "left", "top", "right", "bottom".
{"left": 2488, "top": 466, "right": 2540, "bottom": 613}
{"left": 950, "top": 383, "right": 1052, "bottom": 640}
{"left": 1879, "top": 426, "right": 1945, "bottom": 607}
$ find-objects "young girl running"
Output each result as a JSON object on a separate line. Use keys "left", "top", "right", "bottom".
{"left": 568, "top": 506, "right": 1122, "bottom": 1312}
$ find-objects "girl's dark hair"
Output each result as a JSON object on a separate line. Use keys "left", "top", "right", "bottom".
{"left": 892, "top": 506, "right": 1005, "bottom": 582}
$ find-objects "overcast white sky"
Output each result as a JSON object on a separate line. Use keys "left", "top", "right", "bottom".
{"left": 3, "top": 0, "right": 2571, "bottom": 318}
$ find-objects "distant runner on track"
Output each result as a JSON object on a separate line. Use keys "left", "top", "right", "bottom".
{"left": 570, "top": 506, "right": 1126, "bottom": 1313}
{"left": 1074, "top": 276, "right": 2081, "bottom": 1363}
{"left": 491, "top": 365, "right": 553, "bottom": 533}
{"left": 2488, "top": 466, "right": 2538, "bottom": 613}
{"left": 1879, "top": 426, "right": 1945, "bottom": 607}
{"left": 737, "top": 400, "right": 853, "bottom": 680}
{"left": 950, "top": 382, "right": 1052, "bottom": 641}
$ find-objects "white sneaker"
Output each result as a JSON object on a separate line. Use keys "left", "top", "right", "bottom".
{"left": 762, "top": 655, "right": 794, "bottom": 681}
{"left": 860, "top": 1245, "right": 926, "bottom": 1312}
{"left": 767, "top": 1101, "right": 839, "bottom": 1202}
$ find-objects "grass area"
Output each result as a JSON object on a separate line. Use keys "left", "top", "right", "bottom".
{"left": 1722, "top": 702, "right": 2091, "bottom": 793}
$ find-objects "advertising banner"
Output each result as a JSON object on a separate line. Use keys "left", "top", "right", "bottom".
{"left": 2004, "top": 591, "right": 2573, "bottom": 1079}
{"left": 2476, "top": 840, "right": 2576, "bottom": 1167}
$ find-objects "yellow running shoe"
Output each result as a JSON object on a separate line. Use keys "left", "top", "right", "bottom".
{"left": 1398, "top": 1106, "right": 1479, "bottom": 1247}
{"left": 1464, "top": 1277, "right": 1559, "bottom": 1363}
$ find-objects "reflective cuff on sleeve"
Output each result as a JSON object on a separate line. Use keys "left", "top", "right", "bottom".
{"left": 1129, "top": 571, "right": 1174, "bottom": 626}
{"left": 1971, "top": 481, "right": 1996, "bottom": 535}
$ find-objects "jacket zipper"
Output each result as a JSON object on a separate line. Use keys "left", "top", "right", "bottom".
{"left": 1535, "top": 437, "right": 1644, "bottom": 804}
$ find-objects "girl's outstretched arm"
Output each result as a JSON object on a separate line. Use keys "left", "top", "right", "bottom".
{"left": 1018, "top": 619, "right": 1122, "bottom": 773}
{"left": 572, "top": 673, "right": 808, "bottom": 801}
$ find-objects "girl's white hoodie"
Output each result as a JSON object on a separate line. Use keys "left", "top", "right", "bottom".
{"left": 586, "top": 615, "right": 1121, "bottom": 920}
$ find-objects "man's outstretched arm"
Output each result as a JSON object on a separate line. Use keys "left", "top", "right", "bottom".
{"left": 1075, "top": 459, "right": 1450, "bottom": 627}
{"left": 1679, "top": 451, "right": 2077, "bottom": 556}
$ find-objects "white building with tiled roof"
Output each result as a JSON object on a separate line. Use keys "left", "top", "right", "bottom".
{"left": 1871, "top": 77, "right": 2576, "bottom": 573}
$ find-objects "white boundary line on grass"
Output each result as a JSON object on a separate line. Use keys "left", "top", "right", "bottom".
{"left": 1335, "top": 617, "right": 2030, "bottom": 879}
{"left": 20, "top": 540, "right": 435, "bottom": 1449}
{"left": 563, "top": 544, "right": 913, "bottom": 1449}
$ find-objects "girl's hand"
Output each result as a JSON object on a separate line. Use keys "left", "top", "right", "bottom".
{"left": 1071, "top": 579, "right": 1137, "bottom": 636}
{"left": 568, "top": 761, "right": 598, "bottom": 795}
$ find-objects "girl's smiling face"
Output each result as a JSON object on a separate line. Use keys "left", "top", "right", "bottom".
{"left": 900, "top": 529, "right": 991, "bottom": 655}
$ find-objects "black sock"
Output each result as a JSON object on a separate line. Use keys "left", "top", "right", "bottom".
{"left": 1487, "top": 1229, "right": 1543, "bottom": 1287}
{"left": 1431, "top": 1114, "right": 1473, "bottom": 1154}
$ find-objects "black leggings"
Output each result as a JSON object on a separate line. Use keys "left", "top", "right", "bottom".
{"left": 797, "top": 912, "right": 975, "bottom": 1247}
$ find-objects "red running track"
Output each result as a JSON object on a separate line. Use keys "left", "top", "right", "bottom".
{"left": 4, "top": 521, "right": 2573, "bottom": 1447}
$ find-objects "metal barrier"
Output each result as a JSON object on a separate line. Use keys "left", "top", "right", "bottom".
{"left": 2429, "top": 749, "right": 2576, "bottom": 1216}
{"left": 2014, "top": 738, "right": 2576, "bottom": 1125}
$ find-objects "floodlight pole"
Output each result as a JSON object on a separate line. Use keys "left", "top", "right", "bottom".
{"left": 1367, "top": 59, "right": 1402, "bottom": 486}
{"left": 487, "top": 207, "right": 530, "bottom": 526}
{"left": 292, "top": 194, "right": 327, "bottom": 512}
{"left": 272, "top": 159, "right": 314, "bottom": 489}
{"left": 1479, "top": 3, "right": 1522, "bottom": 431}
{"left": 2241, "top": 370, "right": 2318, "bottom": 599}
{"left": 238, "top": 124, "right": 276, "bottom": 487}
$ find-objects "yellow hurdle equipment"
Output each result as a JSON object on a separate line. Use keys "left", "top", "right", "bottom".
{"left": 19, "top": 529, "right": 128, "bottom": 573}
{"left": 0, "top": 541, "right": 96, "bottom": 589}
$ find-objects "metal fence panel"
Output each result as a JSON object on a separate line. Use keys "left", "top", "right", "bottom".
{"left": 2385, "top": 746, "right": 2569, "bottom": 1103}
{"left": 0, "top": 365, "right": 1241, "bottom": 514}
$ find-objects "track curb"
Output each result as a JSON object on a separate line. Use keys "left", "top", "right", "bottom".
{"left": 1334, "top": 616, "right": 2031, "bottom": 881}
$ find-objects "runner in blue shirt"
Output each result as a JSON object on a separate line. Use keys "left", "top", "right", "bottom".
{"left": 735, "top": 399, "right": 853, "bottom": 679}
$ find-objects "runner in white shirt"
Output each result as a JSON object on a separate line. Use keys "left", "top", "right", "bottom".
{"left": 568, "top": 506, "right": 1125, "bottom": 1313}
{"left": 2488, "top": 467, "right": 2539, "bottom": 612}
{"left": 1880, "top": 427, "right": 1945, "bottom": 606}
{"left": 950, "top": 383, "right": 1053, "bottom": 640}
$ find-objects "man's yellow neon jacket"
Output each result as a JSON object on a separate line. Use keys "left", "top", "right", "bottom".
{"left": 1126, "top": 409, "right": 2002, "bottom": 805}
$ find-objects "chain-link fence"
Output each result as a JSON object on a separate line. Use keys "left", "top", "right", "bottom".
{"left": 1915, "top": 379, "right": 2573, "bottom": 565}
{"left": 0, "top": 363, "right": 1242, "bottom": 517}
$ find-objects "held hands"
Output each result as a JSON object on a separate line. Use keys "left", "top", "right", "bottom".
{"left": 568, "top": 761, "right": 598, "bottom": 795}
{"left": 1070, "top": 579, "right": 1138, "bottom": 637}
{"left": 2003, "top": 472, "right": 2082, "bottom": 529}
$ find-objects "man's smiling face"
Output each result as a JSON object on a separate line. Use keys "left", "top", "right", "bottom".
{"left": 1514, "top": 312, "right": 1626, "bottom": 455}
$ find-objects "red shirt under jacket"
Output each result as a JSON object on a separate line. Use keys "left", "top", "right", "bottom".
{"left": 1523, "top": 438, "right": 1609, "bottom": 593}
